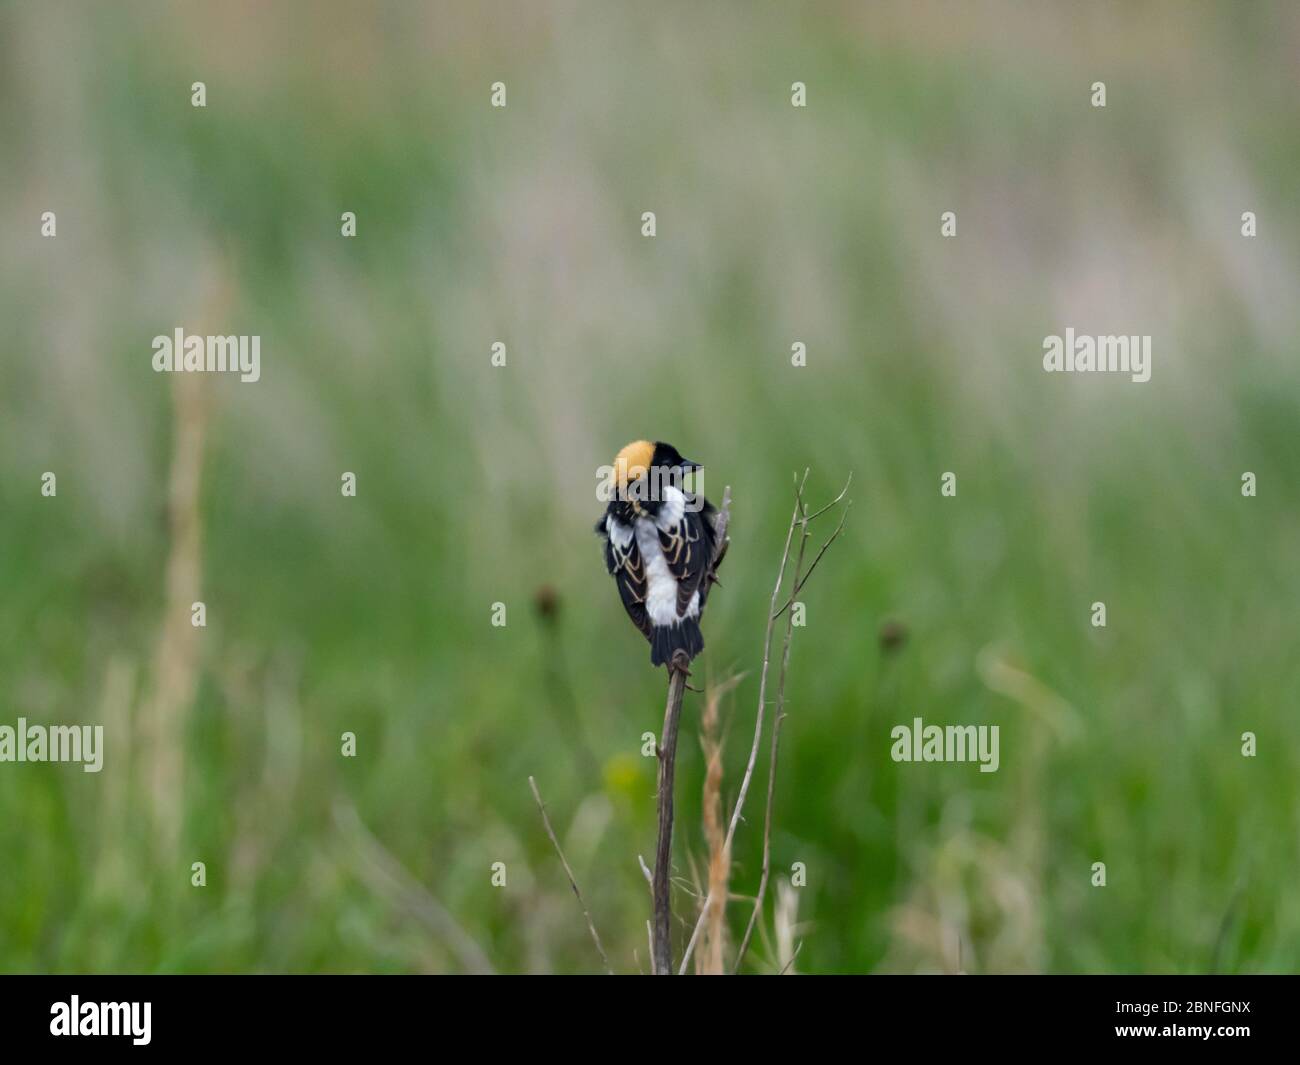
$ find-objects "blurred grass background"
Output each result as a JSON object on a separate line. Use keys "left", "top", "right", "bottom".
{"left": 1, "top": 0, "right": 1299, "bottom": 973}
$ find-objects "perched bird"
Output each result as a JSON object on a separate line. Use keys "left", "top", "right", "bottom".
{"left": 595, "top": 440, "right": 726, "bottom": 668}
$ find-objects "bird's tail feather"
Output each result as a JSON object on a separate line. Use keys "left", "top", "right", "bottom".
{"left": 650, "top": 619, "right": 704, "bottom": 668}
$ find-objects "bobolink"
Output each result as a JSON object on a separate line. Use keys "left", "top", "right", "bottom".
{"left": 595, "top": 440, "right": 726, "bottom": 668}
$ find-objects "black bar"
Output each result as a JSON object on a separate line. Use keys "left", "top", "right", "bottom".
{"left": 0, "top": 975, "right": 1289, "bottom": 1052}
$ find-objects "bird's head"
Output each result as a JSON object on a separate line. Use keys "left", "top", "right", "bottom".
{"left": 612, "top": 440, "right": 702, "bottom": 499}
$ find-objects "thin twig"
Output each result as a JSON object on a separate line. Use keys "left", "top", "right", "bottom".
{"left": 772, "top": 475, "right": 852, "bottom": 619}
{"left": 529, "top": 776, "right": 613, "bottom": 974}
{"left": 784, "top": 503, "right": 849, "bottom": 600}
{"left": 679, "top": 472, "right": 806, "bottom": 973}
{"left": 651, "top": 485, "right": 731, "bottom": 975}
{"left": 680, "top": 471, "right": 849, "bottom": 974}
{"left": 735, "top": 491, "right": 814, "bottom": 970}
{"left": 737, "top": 487, "right": 849, "bottom": 971}
{"left": 736, "top": 486, "right": 849, "bottom": 971}
{"left": 801, "top": 470, "right": 852, "bottom": 523}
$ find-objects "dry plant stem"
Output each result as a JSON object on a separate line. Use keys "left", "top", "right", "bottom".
{"left": 733, "top": 500, "right": 810, "bottom": 970}
{"left": 140, "top": 268, "right": 234, "bottom": 862}
{"left": 529, "top": 776, "right": 613, "bottom": 974}
{"left": 651, "top": 486, "right": 731, "bottom": 975}
{"left": 140, "top": 365, "right": 208, "bottom": 861}
{"left": 735, "top": 495, "right": 849, "bottom": 972}
{"left": 678, "top": 472, "right": 805, "bottom": 973}
{"left": 698, "top": 672, "right": 744, "bottom": 974}
{"left": 679, "top": 472, "right": 849, "bottom": 975}
{"left": 652, "top": 660, "right": 689, "bottom": 974}
{"left": 772, "top": 474, "right": 852, "bottom": 620}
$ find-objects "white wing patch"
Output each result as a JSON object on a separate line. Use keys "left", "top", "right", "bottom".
{"left": 635, "top": 484, "right": 700, "bottom": 628}
{"left": 654, "top": 485, "right": 686, "bottom": 531}
{"left": 606, "top": 514, "right": 634, "bottom": 548}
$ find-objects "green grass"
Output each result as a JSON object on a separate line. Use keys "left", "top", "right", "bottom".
{"left": 1, "top": 1, "right": 1299, "bottom": 973}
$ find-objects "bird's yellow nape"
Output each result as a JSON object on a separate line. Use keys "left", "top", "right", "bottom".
{"left": 613, "top": 439, "right": 654, "bottom": 488}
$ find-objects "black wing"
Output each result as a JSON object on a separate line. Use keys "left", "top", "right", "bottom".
{"left": 596, "top": 513, "right": 651, "bottom": 638}
{"left": 657, "top": 494, "right": 717, "bottom": 617}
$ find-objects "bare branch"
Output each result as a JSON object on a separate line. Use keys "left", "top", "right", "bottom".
{"left": 802, "top": 471, "right": 853, "bottom": 523}
{"left": 791, "top": 502, "right": 850, "bottom": 594}
{"left": 529, "top": 776, "right": 613, "bottom": 974}
{"left": 771, "top": 499, "right": 851, "bottom": 620}
{"left": 679, "top": 473, "right": 806, "bottom": 973}
{"left": 652, "top": 645, "right": 690, "bottom": 974}
{"left": 680, "top": 472, "right": 849, "bottom": 974}
{"left": 734, "top": 485, "right": 813, "bottom": 970}
{"left": 651, "top": 484, "right": 732, "bottom": 974}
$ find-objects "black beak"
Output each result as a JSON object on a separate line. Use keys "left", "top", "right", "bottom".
{"left": 679, "top": 458, "right": 703, "bottom": 472}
